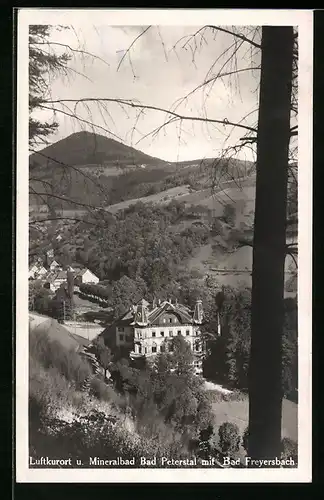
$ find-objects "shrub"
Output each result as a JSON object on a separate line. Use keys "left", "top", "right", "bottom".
{"left": 218, "top": 422, "right": 241, "bottom": 455}
{"left": 242, "top": 427, "right": 249, "bottom": 453}
{"left": 29, "top": 361, "right": 76, "bottom": 423}
{"left": 89, "top": 377, "right": 124, "bottom": 408}
{"left": 281, "top": 437, "right": 298, "bottom": 463}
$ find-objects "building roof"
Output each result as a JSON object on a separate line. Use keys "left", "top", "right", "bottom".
{"left": 115, "top": 299, "right": 201, "bottom": 327}
{"left": 75, "top": 268, "right": 98, "bottom": 278}
{"left": 55, "top": 270, "right": 67, "bottom": 280}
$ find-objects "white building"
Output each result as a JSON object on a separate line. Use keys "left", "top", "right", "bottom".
{"left": 75, "top": 268, "right": 100, "bottom": 285}
{"left": 113, "top": 298, "right": 205, "bottom": 374}
{"left": 28, "top": 264, "right": 48, "bottom": 279}
{"left": 49, "top": 260, "right": 61, "bottom": 271}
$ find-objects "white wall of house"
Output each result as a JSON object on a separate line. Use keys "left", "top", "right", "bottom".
{"left": 81, "top": 269, "right": 99, "bottom": 284}
{"left": 133, "top": 325, "right": 202, "bottom": 355}
{"left": 37, "top": 266, "right": 48, "bottom": 277}
{"left": 115, "top": 323, "right": 204, "bottom": 374}
{"left": 50, "top": 260, "right": 61, "bottom": 271}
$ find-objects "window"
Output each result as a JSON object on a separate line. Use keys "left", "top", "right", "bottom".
{"left": 177, "top": 330, "right": 181, "bottom": 336}
{"left": 169, "top": 330, "right": 173, "bottom": 337}
{"left": 169, "top": 343, "right": 174, "bottom": 352}
{"left": 186, "top": 330, "right": 190, "bottom": 336}
{"left": 152, "top": 331, "right": 156, "bottom": 337}
{"left": 119, "top": 334, "right": 124, "bottom": 341}
{"left": 160, "top": 345, "right": 165, "bottom": 353}
{"left": 118, "top": 327, "right": 125, "bottom": 332}
{"left": 152, "top": 344, "right": 157, "bottom": 353}
{"left": 163, "top": 318, "right": 166, "bottom": 323}
{"left": 169, "top": 318, "right": 173, "bottom": 323}
{"left": 195, "top": 344, "right": 200, "bottom": 351}
{"left": 145, "top": 347, "right": 148, "bottom": 354}
{"left": 138, "top": 345, "right": 142, "bottom": 354}
{"left": 160, "top": 331, "right": 164, "bottom": 337}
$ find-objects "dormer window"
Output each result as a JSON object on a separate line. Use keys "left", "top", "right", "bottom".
{"left": 169, "top": 318, "right": 172, "bottom": 323}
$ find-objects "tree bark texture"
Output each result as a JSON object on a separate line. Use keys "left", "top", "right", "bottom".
{"left": 248, "top": 26, "right": 294, "bottom": 461}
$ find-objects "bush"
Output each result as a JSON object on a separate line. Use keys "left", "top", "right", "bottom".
{"left": 89, "top": 377, "right": 124, "bottom": 408}
{"left": 218, "top": 422, "right": 241, "bottom": 455}
{"left": 242, "top": 427, "right": 249, "bottom": 453}
{"left": 281, "top": 437, "right": 298, "bottom": 463}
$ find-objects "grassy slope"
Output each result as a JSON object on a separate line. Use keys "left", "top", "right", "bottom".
{"left": 212, "top": 397, "right": 297, "bottom": 442}
{"left": 29, "top": 317, "right": 90, "bottom": 351}
{"left": 106, "top": 185, "right": 192, "bottom": 213}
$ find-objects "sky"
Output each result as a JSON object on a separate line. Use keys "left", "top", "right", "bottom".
{"left": 34, "top": 23, "right": 262, "bottom": 162}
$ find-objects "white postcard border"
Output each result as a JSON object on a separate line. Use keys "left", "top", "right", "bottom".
{"left": 16, "top": 8, "right": 313, "bottom": 483}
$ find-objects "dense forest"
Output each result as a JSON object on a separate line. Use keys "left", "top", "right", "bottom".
{"left": 29, "top": 199, "right": 298, "bottom": 402}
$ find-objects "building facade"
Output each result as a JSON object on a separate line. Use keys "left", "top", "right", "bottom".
{"left": 114, "top": 298, "right": 206, "bottom": 374}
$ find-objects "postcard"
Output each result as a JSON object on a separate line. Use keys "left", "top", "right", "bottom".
{"left": 16, "top": 8, "right": 312, "bottom": 483}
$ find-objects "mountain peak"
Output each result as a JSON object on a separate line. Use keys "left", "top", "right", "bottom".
{"left": 30, "top": 131, "right": 166, "bottom": 169}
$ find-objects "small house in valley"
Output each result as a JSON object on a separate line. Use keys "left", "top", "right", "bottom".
{"left": 49, "top": 260, "right": 61, "bottom": 271}
{"left": 74, "top": 268, "right": 99, "bottom": 286}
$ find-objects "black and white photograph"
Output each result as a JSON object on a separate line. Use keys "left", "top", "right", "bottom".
{"left": 16, "top": 9, "right": 312, "bottom": 482}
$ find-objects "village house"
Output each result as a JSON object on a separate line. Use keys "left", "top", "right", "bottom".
{"left": 43, "top": 270, "right": 68, "bottom": 292}
{"left": 28, "top": 263, "right": 40, "bottom": 279}
{"left": 49, "top": 260, "right": 62, "bottom": 272}
{"left": 28, "top": 263, "right": 48, "bottom": 280}
{"left": 111, "top": 298, "right": 206, "bottom": 374}
{"left": 74, "top": 268, "right": 100, "bottom": 286}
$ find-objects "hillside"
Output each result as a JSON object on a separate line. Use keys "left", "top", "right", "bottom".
{"left": 29, "top": 131, "right": 168, "bottom": 169}
{"left": 29, "top": 313, "right": 90, "bottom": 351}
{"left": 29, "top": 131, "right": 257, "bottom": 213}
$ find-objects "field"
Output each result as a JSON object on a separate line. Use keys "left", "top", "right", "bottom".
{"left": 187, "top": 243, "right": 297, "bottom": 294}
{"left": 212, "top": 397, "right": 298, "bottom": 442}
{"left": 105, "top": 185, "right": 192, "bottom": 213}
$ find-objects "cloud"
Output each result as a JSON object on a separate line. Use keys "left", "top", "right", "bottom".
{"left": 35, "top": 24, "right": 260, "bottom": 162}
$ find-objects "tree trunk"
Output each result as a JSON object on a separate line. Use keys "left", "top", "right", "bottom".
{"left": 248, "top": 26, "right": 294, "bottom": 461}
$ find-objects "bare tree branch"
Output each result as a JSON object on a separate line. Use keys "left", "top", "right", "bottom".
{"left": 44, "top": 98, "right": 258, "bottom": 134}
{"left": 203, "top": 25, "right": 262, "bottom": 49}
{"left": 117, "top": 26, "right": 151, "bottom": 72}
